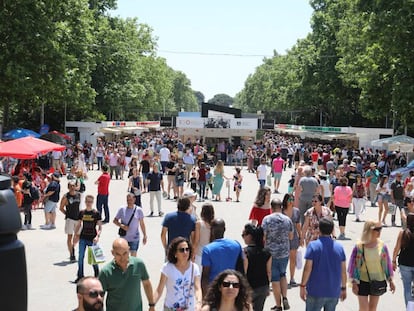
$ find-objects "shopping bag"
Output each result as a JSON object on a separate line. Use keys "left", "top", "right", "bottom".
{"left": 296, "top": 247, "right": 304, "bottom": 270}
{"left": 266, "top": 174, "right": 272, "bottom": 187}
{"left": 87, "top": 244, "right": 105, "bottom": 265}
{"left": 407, "top": 301, "right": 414, "bottom": 311}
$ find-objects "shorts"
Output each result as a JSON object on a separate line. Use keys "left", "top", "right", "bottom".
{"left": 273, "top": 172, "right": 282, "bottom": 180}
{"left": 65, "top": 218, "right": 79, "bottom": 235}
{"left": 44, "top": 200, "right": 57, "bottom": 213}
{"left": 127, "top": 240, "right": 139, "bottom": 252}
{"left": 377, "top": 194, "right": 391, "bottom": 203}
{"left": 357, "top": 280, "right": 385, "bottom": 297}
{"left": 271, "top": 256, "right": 289, "bottom": 282}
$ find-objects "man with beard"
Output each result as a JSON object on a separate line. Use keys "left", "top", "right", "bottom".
{"left": 74, "top": 277, "right": 104, "bottom": 311}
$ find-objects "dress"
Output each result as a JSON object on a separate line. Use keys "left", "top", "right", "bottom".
{"left": 285, "top": 207, "right": 301, "bottom": 250}
{"left": 212, "top": 172, "right": 224, "bottom": 196}
{"left": 195, "top": 220, "right": 211, "bottom": 267}
{"left": 99, "top": 257, "right": 150, "bottom": 311}
{"left": 161, "top": 262, "right": 200, "bottom": 310}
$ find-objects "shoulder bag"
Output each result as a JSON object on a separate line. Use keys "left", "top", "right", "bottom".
{"left": 118, "top": 207, "right": 137, "bottom": 237}
{"left": 362, "top": 245, "right": 387, "bottom": 296}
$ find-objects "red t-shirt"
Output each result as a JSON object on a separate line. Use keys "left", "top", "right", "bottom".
{"left": 97, "top": 172, "right": 110, "bottom": 195}
{"left": 249, "top": 206, "right": 271, "bottom": 226}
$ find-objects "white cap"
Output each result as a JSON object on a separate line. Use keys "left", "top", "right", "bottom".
{"left": 183, "top": 189, "right": 197, "bottom": 198}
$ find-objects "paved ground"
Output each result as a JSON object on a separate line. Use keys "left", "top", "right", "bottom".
{"left": 20, "top": 164, "right": 405, "bottom": 310}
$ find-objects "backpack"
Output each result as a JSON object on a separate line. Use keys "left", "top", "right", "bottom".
{"left": 30, "top": 185, "right": 40, "bottom": 201}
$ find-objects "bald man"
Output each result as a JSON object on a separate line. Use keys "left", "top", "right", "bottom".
{"left": 98, "top": 238, "right": 155, "bottom": 311}
{"left": 74, "top": 276, "right": 104, "bottom": 311}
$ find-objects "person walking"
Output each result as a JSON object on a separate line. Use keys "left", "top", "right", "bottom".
{"left": 212, "top": 160, "right": 227, "bottom": 201}
{"left": 248, "top": 187, "right": 271, "bottom": 226}
{"left": 99, "top": 238, "right": 155, "bottom": 311}
{"left": 392, "top": 213, "right": 414, "bottom": 307}
{"left": 113, "top": 193, "right": 147, "bottom": 257}
{"left": 348, "top": 220, "right": 395, "bottom": 311}
{"left": 282, "top": 193, "right": 302, "bottom": 287}
{"left": 74, "top": 195, "right": 102, "bottom": 283}
{"left": 194, "top": 203, "right": 214, "bottom": 268}
{"left": 242, "top": 223, "right": 271, "bottom": 311}
{"left": 256, "top": 158, "right": 268, "bottom": 189}
{"left": 41, "top": 171, "right": 61, "bottom": 229}
{"left": 299, "top": 217, "right": 347, "bottom": 311}
{"left": 272, "top": 153, "right": 284, "bottom": 193}
{"left": 146, "top": 162, "right": 165, "bottom": 217}
{"left": 298, "top": 166, "right": 320, "bottom": 224}
{"left": 333, "top": 177, "right": 352, "bottom": 240}
{"left": 352, "top": 174, "right": 367, "bottom": 222}
{"left": 201, "top": 218, "right": 244, "bottom": 294}
{"left": 390, "top": 172, "right": 405, "bottom": 227}
{"left": 262, "top": 198, "right": 294, "bottom": 311}
{"left": 376, "top": 175, "right": 391, "bottom": 226}
{"left": 95, "top": 164, "right": 110, "bottom": 223}
{"left": 201, "top": 269, "right": 252, "bottom": 311}
{"left": 59, "top": 179, "right": 82, "bottom": 261}
{"left": 153, "top": 237, "right": 203, "bottom": 311}
{"left": 128, "top": 167, "right": 143, "bottom": 207}
{"left": 365, "top": 163, "right": 380, "bottom": 207}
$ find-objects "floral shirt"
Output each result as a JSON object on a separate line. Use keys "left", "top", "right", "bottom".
{"left": 304, "top": 206, "right": 332, "bottom": 244}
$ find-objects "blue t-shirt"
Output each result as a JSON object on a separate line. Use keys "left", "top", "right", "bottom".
{"left": 47, "top": 180, "right": 61, "bottom": 202}
{"left": 202, "top": 238, "right": 242, "bottom": 282}
{"left": 162, "top": 211, "right": 196, "bottom": 245}
{"left": 146, "top": 172, "right": 163, "bottom": 191}
{"left": 305, "top": 236, "right": 346, "bottom": 298}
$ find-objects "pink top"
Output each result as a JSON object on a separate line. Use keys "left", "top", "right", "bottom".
{"left": 272, "top": 158, "right": 284, "bottom": 173}
{"left": 334, "top": 186, "right": 353, "bottom": 208}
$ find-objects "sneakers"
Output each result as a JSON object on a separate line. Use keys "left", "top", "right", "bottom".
{"left": 159, "top": 212, "right": 164, "bottom": 217}
{"left": 26, "top": 224, "right": 32, "bottom": 230}
{"left": 338, "top": 233, "right": 346, "bottom": 240}
{"left": 21, "top": 225, "right": 27, "bottom": 230}
{"left": 289, "top": 280, "right": 298, "bottom": 288}
{"left": 40, "top": 224, "right": 51, "bottom": 229}
{"left": 282, "top": 297, "right": 290, "bottom": 310}
{"left": 70, "top": 255, "right": 76, "bottom": 262}
{"left": 382, "top": 221, "right": 388, "bottom": 227}
{"left": 148, "top": 211, "right": 154, "bottom": 217}
{"left": 49, "top": 224, "right": 56, "bottom": 229}
{"left": 271, "top": 306, "right": 282, "bottom": 311}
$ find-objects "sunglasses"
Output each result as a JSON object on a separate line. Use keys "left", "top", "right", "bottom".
{"left": 178, "top": 247, "right": 190, "bottom": 253}
{"left": 312, "top": 200, "right": 320, "bottom": 203}
{"left": 222, "top": 281, "right": 240, "bottom": 288}
{"left": 373, "top": 227, "right": 382, "bottom": 232}
{"left": 83, "top": 290, "right": 105, "bottom": 298}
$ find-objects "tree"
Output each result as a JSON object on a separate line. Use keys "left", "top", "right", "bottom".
{"left": 208, "top": 94, "right": 234, "bottom": 108}
{"left": 171, "top": 71, "right": 198, "bottom": 112}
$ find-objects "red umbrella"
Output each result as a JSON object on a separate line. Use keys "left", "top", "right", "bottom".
{"left": 50, "top": 130, "right": 71, "bottom": 141}
{"left": 0, "top": 136, "right": 65, "bottom": 159}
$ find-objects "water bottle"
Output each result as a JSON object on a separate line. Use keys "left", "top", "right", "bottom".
{"left": 0, "top": 175, "right": 27, "bottom": 311}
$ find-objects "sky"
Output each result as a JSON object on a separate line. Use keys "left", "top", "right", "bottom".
{"left": 112, "top": 1, "right": 313, "bottom": 101}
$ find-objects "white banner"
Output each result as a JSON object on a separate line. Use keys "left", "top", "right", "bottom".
{"left": 177, "top": 117, "right": 258, "bottom": 130}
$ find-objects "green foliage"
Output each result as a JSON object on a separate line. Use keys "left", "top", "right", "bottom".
{"left": 208, "top": 93, "right": 234, "bottom": 108}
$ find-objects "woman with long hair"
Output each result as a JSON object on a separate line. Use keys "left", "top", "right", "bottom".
{"left": 392, "top": 213, "right": 414, "bottom": 307}
{"left": 202, "top": 269, "right": 252, "bottom": 311}
{"left": 248, "top": 187, "right": 271, "bottom": 226}
{"left": 282, "top": 193, "right": 302, "bottom": 287}
{"left": 301, "top": 194, "right": 333, "bottom": 245}
{"left": 333, "top": 176, "right": 353, "bottom": 239}
{"left": 348, "top": 220, "right": 395, "bottom": 311}
{"left": 242, "top": 224, "right": 271, "bottom": 311}
{"left": 153, "top": 237, "right": 202, "bottom": 311}
{"left": 376, "top": 175, "right": 391, "bottom": 226}
{"left": 212, "top": 160, "right": 228, "bottom": 201}
{"left": 195, "top": 203, "right": 215, "bottom": 268}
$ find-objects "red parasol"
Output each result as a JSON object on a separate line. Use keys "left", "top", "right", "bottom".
{"left": 0, "top": 136, "right": 66, "bottom": 159}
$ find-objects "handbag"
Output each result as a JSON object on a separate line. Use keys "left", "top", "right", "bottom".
{"left": 118, "top": 207, "right": 137, "bottom": 237}
{"left": 296, "top": 247, "right": 304, "bottom": 270}
{"left": 362, "top": 246, "right": 387, "bottom": 296}
{"left": 87, "top": 244, "right": 105, "bottom": 265}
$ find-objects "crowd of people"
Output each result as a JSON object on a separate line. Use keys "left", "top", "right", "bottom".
{"left": 7, "top": 129, "right": 414, "bottom": 310}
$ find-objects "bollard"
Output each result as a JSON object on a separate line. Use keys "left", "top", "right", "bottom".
{"left": 0, "top": 175, "right": 27, "bottom": 311}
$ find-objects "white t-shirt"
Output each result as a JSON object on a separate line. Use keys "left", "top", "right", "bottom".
{"left": 159, "top": 147, "right": 171, "bottom": 162}
{"left": 256, "top": 164, "right": 268, "bottom": 180}
{"left": 161, "top": 262, "right": 200, "bottom": 310}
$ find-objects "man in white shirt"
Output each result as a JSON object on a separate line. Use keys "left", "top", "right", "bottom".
{"left": 159, "top": 144, "right": 170, "bottom": 174}
{"left": 256, "top": 158, "right": 268, "bottom": 189}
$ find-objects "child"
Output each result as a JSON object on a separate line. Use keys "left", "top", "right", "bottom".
{"left": 233, "top": 167, "right": 243, "bottom": 202}
{"left": 189, "top": 171, "right": 198, "bottom": 194}
{"left": 205, "top": 167, "right": 213, "bottom": 200}
{"left": 288, "top": 174, "right": 295, "bottom": 194}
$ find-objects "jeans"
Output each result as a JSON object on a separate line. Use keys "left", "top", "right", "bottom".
{"left": 400, "top": 264, "right": 414, "bottom": 306}
{"left": 306, "top": 296, "right": 338, "bottom": 311}
{"left": 109, "top": 165, "right": 119, "bottom": 179}
{"left": 96, "top": 156, "right": 103, "bottom": 170}
{"left": 96, "top": 194, "right": 109, "bottom": 222}
{"left": 252, "top": 285, "right": 269, "bottom": 311}
{"left": 258, "top": 179, "right": 265, "bottom": 188}
{"left": 77, "top": 239, "right": 99, "bottom": 278}
{"left": 198, "top": 181, "right": 206, "bottom": 199}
